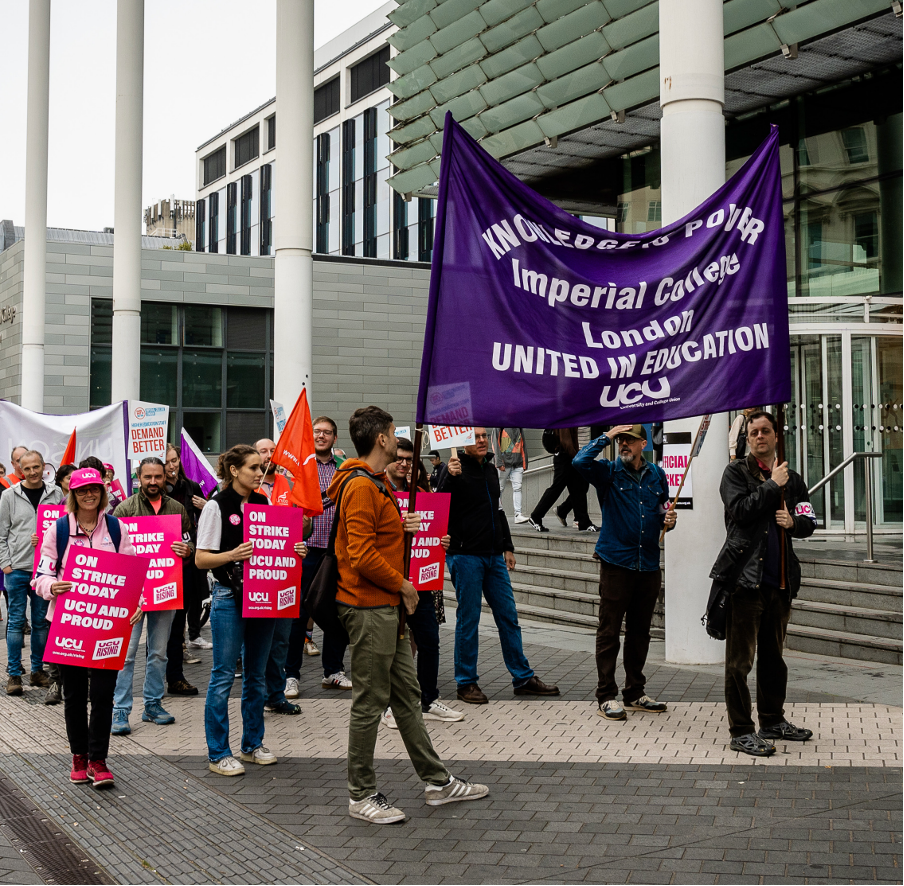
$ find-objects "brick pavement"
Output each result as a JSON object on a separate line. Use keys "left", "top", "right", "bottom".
{"left": 0, "top": 623, "right": 900, "bottom": 883}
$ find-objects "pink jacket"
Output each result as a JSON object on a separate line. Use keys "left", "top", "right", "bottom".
{"left": 34, "top": 513, "right": 136, "bottom": 620}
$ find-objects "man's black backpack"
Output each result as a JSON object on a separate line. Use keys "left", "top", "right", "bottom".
{"left": 302, "top": 468, "right": 397, "bottom": 643}
{"left": 541, "top": 429, "right": 560, "bottom": 455}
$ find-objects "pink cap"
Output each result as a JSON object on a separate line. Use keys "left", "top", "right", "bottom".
{"left": 68, "top": 468, "right": 105, "bottom": 491}
{"left": 103, "top": 463, "right": 114, "bottom": 471}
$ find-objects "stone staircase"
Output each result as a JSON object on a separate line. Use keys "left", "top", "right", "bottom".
{"left": 443, "top": 526, "right": 902, "bottom": 665}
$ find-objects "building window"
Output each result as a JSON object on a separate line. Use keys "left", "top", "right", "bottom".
{"left": 647, "top": 201, "right": 661, "bottom": 222}
{"left": 208, "top": 191, "right": 219, "bottom": 253}
{"left": 393, "top": 191, "right": 408, "bottom": 260}
{"left": 315, "top": 134, "right": 331, "bottom": 254}
{"left": 203, "top": 147, "right": 226, "bottom": 186}
{"left": 89, "top": 301, "right": 274, "bottom": 451}
{"left": 240, "top": 174, "right": 252, "bottom": 255}
{"left": 417, "top": 197, "right": 434, "bottom": 262}
{"left": 342, "top": 118, "right": 356, "bottom": 256}
{"left": 363, "top": 108, "right": 378, "bottom": 258}
{"left": 314, "top": 77, "right": 340, "bottom": 124}
{"left": 842, "top": 127, "right": 869, "bottom": 164}
{"left": 267, "top": 115, "right": 276, "bottom": 151}
{"left": 350, "top": 46, "right": 390, "bottom": 104}
{"left": 260, "top": 164, "right": 272, "bottom": 256}
{"left": 234, "top": 126, "right": 260, "bottom": 169}
{"left": 226, "top": 182, "right": 237, "bottom": 255}
{"left": 196, "top": 198, "right": 206, "bottom": 253}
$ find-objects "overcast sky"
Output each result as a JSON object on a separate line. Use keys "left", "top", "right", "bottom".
{"left": 0, "top": 0, "right": 388, "bottom": 232}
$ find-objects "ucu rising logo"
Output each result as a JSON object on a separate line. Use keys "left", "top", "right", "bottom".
{"left": 55, "top": 637, "right": 83, "bottom": 651}
{"left": 600, "top": 377, "right": 671, "bottom": 408}
{"left": 247, "top": 592, "right": 269, "bottom": 603}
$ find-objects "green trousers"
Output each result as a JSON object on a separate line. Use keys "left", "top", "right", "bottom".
{"left": 339, "top": 604, "right": 450, "bottom": 800}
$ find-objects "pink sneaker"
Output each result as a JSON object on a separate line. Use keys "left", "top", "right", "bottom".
{"left": 86, "top": 759, "right": 115, "bottom": 789}
{"left": 70, "top": 754, "right": 89, "bottom": 785}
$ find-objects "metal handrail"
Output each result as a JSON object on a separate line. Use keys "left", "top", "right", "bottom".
{"left": 808, "top": 451, "right": 883, "bottom": 563}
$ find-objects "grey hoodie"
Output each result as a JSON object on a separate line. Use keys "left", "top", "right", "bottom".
{"left": 0, "top": 482, "right": 64, "bottom": 572}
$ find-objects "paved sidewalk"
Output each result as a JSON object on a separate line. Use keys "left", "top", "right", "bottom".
{"left": 0, "top": 615, "right": 900, "bottom": 883}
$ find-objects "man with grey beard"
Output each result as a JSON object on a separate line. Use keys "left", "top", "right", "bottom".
{"left": 573, "top": 425, "right": 677, "bottom": 721}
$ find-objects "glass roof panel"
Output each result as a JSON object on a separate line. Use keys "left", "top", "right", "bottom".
{"left": 537, "top": 3, "right": 612, "bottom": 53}
{"left": 481, "top": 0, "right": 537, "bottom": 28}
{"left": 537, "top": 61, "right": 608, "bottom": 108}
{"left": 479, "top": 62, "right": 545, "bottom": 107}
{"left": 480, "top": 6, "right": 545, "bottom": 54}
{"left": 538, "top": 93, "right": 612, "bottom": 139}
{"left": 537, "top": 32, "right": 610, "bottom": 80}
{"left": 479, "top": 34, "right": 544, "bottom": 79}
{"left": 601, "top": 34, "right": 659, "bottom": 81}
{"left": 429, "top": 0, "right": 483, "bottom": 31}
{"left": 430, "top": 63, "right": 488, "bottom": 104}
{"left": 602, "top": 1, "right": 659, "bottom": 50}
{"left": 431, "top": 10, "right": 487, "bottom": 55}
{"left": 478, "top": 91, "right": 546, "bottom": 133}
{"left": 388, "top": 38, "right": 438, "bottom": 77}
{"left": 429, "top": 37, "right": 487, "bottom": 78}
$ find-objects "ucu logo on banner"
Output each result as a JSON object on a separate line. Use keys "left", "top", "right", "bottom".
{"left": 247, "top": 592, "right": 269, "bottom": 603}
{"left": 600, "top": 377, "right": 672, "bottom": 408}
{"left": 55, "top": 637, "right": 83, "bottom": 650}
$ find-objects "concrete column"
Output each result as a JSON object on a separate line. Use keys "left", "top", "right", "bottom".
{"left": 273, "top": 0, "right": 314, "bottom": 409}
{"left": 21, "top": 0, "right": 51, "bottom": 412}
{"left": 660, "top": 0, "right": 728, "bottom": 664}
{"left": 110, "top": 0, "right": 144, "bottom": 404}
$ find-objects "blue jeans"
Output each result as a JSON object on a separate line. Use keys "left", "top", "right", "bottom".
{"left": 4, "top": 570, "right": 49, "bottom": 677}
{"left": 447, "top": 553, "right": 533, "bottom": 689}
{"left": 204, "top": 583, "right": 277, "bottom": 762}
{"left": 407, "top": 592, "right": 440, "bottom": 709}
{"left": 113, "top": 609, "right": 176, "bottom": 714}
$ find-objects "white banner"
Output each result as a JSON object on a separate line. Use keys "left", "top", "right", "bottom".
{"left": 427, "top": 425, "right": 475, "bottom": 449}
{"left": 662, "top": 442, "right": 693, "bottom": 510}
{"left": 0, "top": 400, "right": 130, "bottom": 488}
{"left": 270, "top": 400, "right": 287, "bottom": 437}
{"left": 395, "top": 426, "right": 411, "bottom": 439}
{"left": 127, "top": 400, "right": 169, "bottom": 461}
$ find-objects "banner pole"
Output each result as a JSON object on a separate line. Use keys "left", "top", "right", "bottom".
{"left": 776, "top": 403, "right": 787, "bottom": 591}
{"left": 659, "top": 414, "right": 710, "bottom": 543}
{"left": 400, "top": 424, "right": 424, "bottom": 639}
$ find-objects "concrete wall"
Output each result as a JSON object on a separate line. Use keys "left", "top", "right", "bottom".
{"left": 0, "top": 241, "right": 24, "bottom": 405}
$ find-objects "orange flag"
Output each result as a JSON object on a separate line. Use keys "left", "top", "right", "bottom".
{"left": 61, "top": 428, "right": 77, "bottom": 466}
{"left": 271, "top": 388, "right": 324, "bottom": 515}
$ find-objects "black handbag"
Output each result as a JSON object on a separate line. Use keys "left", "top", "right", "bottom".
{"left": 302, "top": 469, "right": 394, "bottom": 643}
{"left": 702, "top": 541, "right": 756, "bottom": 640}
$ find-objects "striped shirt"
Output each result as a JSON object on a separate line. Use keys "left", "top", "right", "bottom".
{"left": 308, "top": 456, "right": 338, "bottom": 549}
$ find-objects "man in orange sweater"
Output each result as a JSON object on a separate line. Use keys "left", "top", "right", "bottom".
{"left": 329, "top": 406, "right": 489, "bottom": 824}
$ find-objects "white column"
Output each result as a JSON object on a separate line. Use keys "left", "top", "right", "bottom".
{"left": 273, "top": 0, "right": 314, "bottom": 408}
{"left": 660, "top": 0, "right": 728, "bottom": 664}
{"left": 21, "top": 0, "right": 51, "bottom": 412}
{"left": 110, "top": 0, "right": 144, "bottom": 404}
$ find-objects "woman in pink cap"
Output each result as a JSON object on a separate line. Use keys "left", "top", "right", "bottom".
{"left": 34, "top": 468, "right": 141, "bottom": 789}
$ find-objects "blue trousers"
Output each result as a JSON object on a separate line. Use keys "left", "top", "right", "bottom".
{"left": 4, "top": 569, "right": 49, "bottom": 677}
{"left": 446, "top": 553, "right": 533, "bottom": 689}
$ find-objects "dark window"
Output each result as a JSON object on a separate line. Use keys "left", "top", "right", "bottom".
{"left": 350, "top": 46, "right": 390, "bottom": 104}
{"left": 316, "top": 134, "right": 331, "bottom": 253}
{"left": 314, "top": 77, "right": 340, "bottom": 124}
{"left": 226, "top": 182, "right": 237, "bottom": 255}
{"left": 208, "top": 191, "right": 219, "bottom": 253}
{"left": 393, "top": 190, "right": 408, "bottom": 260}
{"left": 227, "top": 307, "right": 267, "bottom": 349}
{"left": 91, "top": 298, "right": 113, "bottom": 345}
{"left": 203, "top": 147, "right": 226, "bottom": 186}
{"left": 418, "top": 197, "right": 434, "bottom": 262}
{"left": 342, "top": 118, "right": 356, "bottom": 256}
{"left": 195, "top": 197, "right": 206, "bottom": 252}
{"left": 260, "top": 164, "right": 272, "bottom": 256}
{"left": 267, "top": 115, "right": 276, "bottom": 150}
{"left": 141, "top": 304, "right": 177, "bottom": 345}
{"left": 226, "top": 412, "right": 268, "bottom": 449}
{"left": 363, "top": 108, "right": 378, "bottom": 257}
{"left": 240, "top": 174, "right": 252, "bottom": 255}
{"left": 234, "top": 126, "right": 259, "bottom": 169}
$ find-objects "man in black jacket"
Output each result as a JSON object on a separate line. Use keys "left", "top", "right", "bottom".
{"left": 710, "top": 410, "right": 817, "bottom": 757}
{"left": 439, "top": 428, "right": 559, "bottom": 704}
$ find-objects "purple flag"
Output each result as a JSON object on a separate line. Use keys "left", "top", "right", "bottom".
{"left": 179, "top": 428, "right": 218, "bottom": 497}
{"left": 416, "top": 114, "right": 790, "bottom": 428}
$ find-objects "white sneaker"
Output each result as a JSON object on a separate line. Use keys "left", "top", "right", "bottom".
{"left": 183, "top": 650, "right": 201, "bottom": 664}
{"left": 597, "top": 699, "right": 627, "bottom": 721}
{"left": 304, "top": 638, "right": 321, "bottom": 656}
{"left": 208, "top": 755, "right": 245, "bottom": 776}
{"left": 239, "top": 745, "right": 277, "bottom": 766}
{"left": 514, "top": 514, "right": 529, "bottom": 524}
{"left": 322, "top": 671, "right": 353, "bottom": 690}
{"left": 424, "top": 775, "right": 490, "bottom": 806}
{"left": 349, "top": 792, "right": 406, "bottom": 824}
{"left": 284, "top": 677, "right": 299, "bottom": 699}
{"left": 423, "top": 700, "right": 465, "bottom": 722}
{"left": 381, "top": 707, "right": 398, "bottom": 730}
{"left": 188, "top": 637, "right": 213, "bottom": 649}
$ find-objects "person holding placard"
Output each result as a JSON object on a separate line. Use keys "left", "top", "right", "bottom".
{"left": 0, "top": 450, "right": 64, "bottom": 698}
{"left": 110, "top": 457, "right": 195, "bottom": 734}
{"left": 195, "top": 445, "right": 307, "bottom": 777}
{"left": 33, "top": 468, "right": 142, "bottom": 788}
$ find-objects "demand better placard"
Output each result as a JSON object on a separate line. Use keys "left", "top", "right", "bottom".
{"left": 117, "top": 515, "right": 183, "bottom": 610}
{"left": 242, "top": 505, "right": 305, "bottom": 617}
{"left": 44, "top": 548, "right": 147, "bottom": 670}
{"left": 395, "top": 492, "right": 450, "bottom": 591}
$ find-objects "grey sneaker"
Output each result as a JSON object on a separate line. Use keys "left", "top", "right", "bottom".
{"left": 381, "top": 707, "right": 398, "bottom": 730}
{"left": 208, "top": 755, "right": 245, "bottom": 776}
{"left": 625, "top": 695, "right": 667, "bottom": 713}
{"left": 423, "top": 700, "right": 465, "bottom": 722}
{"left": 349, "top": 792, "right": 406, "bottom": 824}
{"left": 425, "top": 776, "right": 489, "bottom": 806}
{"left": 597, "top": 700, "right": 627, "bottom": 721}
{"left": 284, "top": 677, "right": 300, "bottom": 698}
{"left": 111, "top": 709, "right": 131, "bottom": 735}
{"left": 730, "top": 733, "right": 776, "bottom": 757}
{"left": 239, "top": 745, "right": 277, "bottom": 765}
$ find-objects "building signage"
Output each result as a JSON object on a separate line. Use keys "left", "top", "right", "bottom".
{"left": 127, "top": 400, "right": 169, "bottom": 461}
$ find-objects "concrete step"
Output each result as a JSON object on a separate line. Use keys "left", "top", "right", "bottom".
{"left": 798, "top": 556, "right": 902, "bottom": 588}
{"left": 791, "top": 599, "right": 903, "bottom": 641}
{"left": 511, "top": 563, "right": 601, "bottom": 595}
{"left": 797, "top": 577, "right": 902, "bottom": 613}
{"left": 442, "top": 589, "right": 598, "bottom": 630}
{"left": 518, "top": 548, "right": 601, "bottom": 577}
{"left": 785, "top": 622, "right": 902, "bottom": 666}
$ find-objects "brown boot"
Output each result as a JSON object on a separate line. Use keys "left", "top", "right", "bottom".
{"left": 513, "top": 676, "right": 560, "bottom": 696}
{"left": 456, "top": 684, "right": 489, "bottom": 705}
{"left": 29, "top": 671, "right": 50, "bottom": 688}
{"left": 6, "top": 676, "right": 23, "bottom": 696}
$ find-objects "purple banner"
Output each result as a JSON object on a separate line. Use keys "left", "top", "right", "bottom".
{"left": 416, "top": 114, "right": 790, "bottom": 428}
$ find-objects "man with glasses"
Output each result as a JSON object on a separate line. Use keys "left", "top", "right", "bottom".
{"left": 574, "top": 425, "right": 676, "bottom": 722}
{"left": 710, "top": 410, "right": 816, "bottom": 757}
{"left": 440, "top": 429, "right": 560, "bottom": 704}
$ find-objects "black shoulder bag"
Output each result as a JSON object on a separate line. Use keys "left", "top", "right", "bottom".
{"left": 302, "top": 469, "right": 393, "bottom": 643}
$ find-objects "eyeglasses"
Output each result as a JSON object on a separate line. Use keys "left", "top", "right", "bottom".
{"left": 396, "top": 456, "right": 413, "bottom": 465}
{"left": 474, "top": 434, "right": 489, "bottom": 440}
{"left": 73, "top": 486, "right": 101, "bottom": 497}
{"left": 313, "top": 430, "right": 334, "bottom": 438}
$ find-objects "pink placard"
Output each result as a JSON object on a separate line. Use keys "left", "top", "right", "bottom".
{"left": 44, "top": 547, "right": 147, "bottom": 670}
{"left": 117, "top": 514, "right": 183, "bottom": 611}
{"left": 242, "top": 504, "right": 305, "bottom": 617}
{"left": 395, "top": 492, "right": 451, "bottom": 591}
{"left": 34, "top": 505, "right": 66, "bottom": 574}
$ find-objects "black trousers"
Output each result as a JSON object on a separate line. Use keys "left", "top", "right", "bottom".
{"left": 724, "top": 584, "right": 792, "bottom": 737}
{"left": 166, "top": 563, "right": 208, "bottom": 683}
{"left": 59, "top": 664, "right": 118, "bottom": 760}
{"left": 531, "top": 452, "right": 591, "bottom": 528}
{"left": 594, "top": 561, "right": 661, "bottom": 704}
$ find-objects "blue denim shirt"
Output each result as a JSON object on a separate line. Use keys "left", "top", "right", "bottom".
{"left": 572, "top": 434, "right": 669, "bottom": 572}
